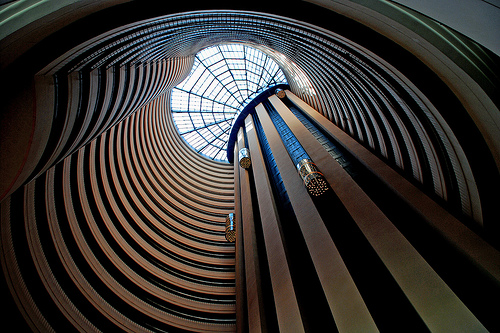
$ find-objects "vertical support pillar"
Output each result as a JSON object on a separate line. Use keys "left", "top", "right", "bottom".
{"left": 244, "top": 114, "right": 305, "bottom": 332}
{"left": 233, "top": 144, "right": 247, "bottom": 333}
{"left": 237, "top": 128, "right": 265, "bottom": 332}
{"left": 271, "top": 92, "right": 488, "bottom": 331}
{"left": 285, "top": 90, "right": 500, "bottom": 283}
{"left": 254, "top": 103, "right": 377, "bottom": 332}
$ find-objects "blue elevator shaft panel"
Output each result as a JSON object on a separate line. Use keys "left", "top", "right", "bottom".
{"left": 263, "top": 100, "right": 309, "bottom": 167}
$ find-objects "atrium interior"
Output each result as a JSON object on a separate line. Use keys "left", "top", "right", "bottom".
{"left": 1, "top": 1, "right": 499, "bottom": 332}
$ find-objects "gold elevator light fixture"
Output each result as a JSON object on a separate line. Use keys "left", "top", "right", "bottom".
{"left": 225, "top": 213, "right": 236, "bottom": 242}
{"left": 297, "top": 159, "right": 329, "bottom": 196}
{"left": 275, "top": 88, "right": 286, "bottom": 99}
{"left": 238, "top": 148, "right": 251, "bottom": 169}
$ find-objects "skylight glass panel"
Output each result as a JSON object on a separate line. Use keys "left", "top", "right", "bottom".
{"left": 171, "top": 44, "right": 288, "bottom": 161}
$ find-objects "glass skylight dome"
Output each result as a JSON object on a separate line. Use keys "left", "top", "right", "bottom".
{"left": 171, "top": 44, "right": 288, "bottom": 161}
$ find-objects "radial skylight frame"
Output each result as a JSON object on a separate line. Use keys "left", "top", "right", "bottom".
{"left": 171, "top": 44, "right": 288, "bottom": 161}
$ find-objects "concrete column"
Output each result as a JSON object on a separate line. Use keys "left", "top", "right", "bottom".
{"left": 244, "top": 114, "right": 305, "bottom": 332}
{"left": 234, "top": 144, "right": 247, "bottom": 333}
{"left": 272, "top": 92, "right": 488, "bottom": 331}
{"left": 237, "top": 128, "right": 265, "bottom": 332}
{"left": 285, "top": 90, "right": 500, "bottom": 284}
{"left": 255, "top": 102, "right": 377, "bottom": 333}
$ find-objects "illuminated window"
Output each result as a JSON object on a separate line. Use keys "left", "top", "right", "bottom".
{"left": 171, "top": 44, "right": 288, "bottom": 161}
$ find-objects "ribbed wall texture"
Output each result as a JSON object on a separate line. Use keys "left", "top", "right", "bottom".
{"left": 28, "top": 56, "right": 195, "bottom": 185}
{"left": 6, "top": 11, "right": 488, "bottom": 223}
{"left": 1, "top": 2, "right": 499, "bottom": 332}
{"left": 1, "top": 90, "right": 236, "bottom": 332}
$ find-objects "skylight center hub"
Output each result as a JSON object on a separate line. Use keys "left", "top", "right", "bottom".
{"left": 171, "top": 44, "right": 288, "bottom": 161}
